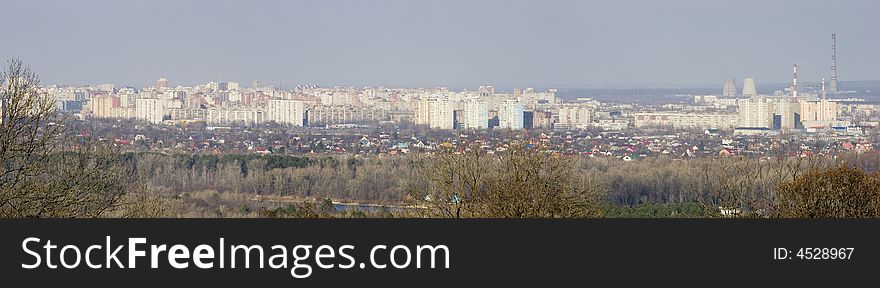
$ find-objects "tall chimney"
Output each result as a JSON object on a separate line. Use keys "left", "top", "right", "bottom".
{"left": 829, "top": 34, "right": 839, "bottom": 93}
{"left": 792, "top": 64, "right": 798, "bottom": 99}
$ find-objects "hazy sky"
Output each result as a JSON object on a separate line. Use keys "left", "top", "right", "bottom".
{"left": 3, "top": 0, "right": 879, "bottom": 89}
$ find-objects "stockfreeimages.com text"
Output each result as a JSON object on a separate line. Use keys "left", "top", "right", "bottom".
{"left": 21, "top": 237, "right": 450, "bottom": 278}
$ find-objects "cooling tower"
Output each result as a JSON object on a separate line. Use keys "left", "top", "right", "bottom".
{"left": 742, "top": 77, "right": 757, "bottom": 98}
{"left": 722, "top": 78, "right": 737, "bottom": 97}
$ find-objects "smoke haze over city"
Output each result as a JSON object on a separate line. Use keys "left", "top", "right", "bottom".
{"left": 3, "top": 0, "right": 879, "bottom": 89}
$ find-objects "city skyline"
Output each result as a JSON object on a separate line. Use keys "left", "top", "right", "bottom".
{"left": 2, "top": 0, "right": 879, "bottom": 89}
{"left": 5, "top": 4, "right": 880, "bottom": 284}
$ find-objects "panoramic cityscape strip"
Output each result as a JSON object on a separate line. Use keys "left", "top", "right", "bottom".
{"left": 4, "top": 1, "right": 880, "bottom": 284}
{"left": 22, "top": 34, "right": 870, "bottom": 159}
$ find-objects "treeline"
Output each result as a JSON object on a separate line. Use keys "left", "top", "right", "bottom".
{"left": 603, "top": 203, "right": 710, "bottom": 218}
{"left": 130, "top": 152, "right": 411, "bottom": 203}
{"left": 123, "top": 150, "right": 880, "bottom": 211}
{"left": 129, "top": 153, "right": 333, "bottom": 175}
{"left": 128, "top": 151, "right": 706, "bottom": 207}
{"left": 6, "top": 141, "right": 880, "bottom": 218}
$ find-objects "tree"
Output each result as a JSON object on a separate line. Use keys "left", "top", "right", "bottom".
{"left": 1, "top": 60, "right": 62, "bottom": 214}
{"left": 475, "top": 144, "right": 604, "bottom": 217}
{"left": 774, "top": 165, "right": 880, "bottom": 218}
{"left": 408, "top": 143, "right": 605, "bottom": 218}
{"left": 319, "top": 197, "right": 335, "bottom": 214}
{"left": 259, "top": 201, "right": 325, "bottom": 218}
{"left": 406, "top": 145, "right": 485, "bottom": 218}
{"left": 0, "top": 59, "right": 134, "bottom": 217}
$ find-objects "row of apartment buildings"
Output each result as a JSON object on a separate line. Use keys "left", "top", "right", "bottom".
{"left": 635, "top": 95, "right": 845, "bottom": 131}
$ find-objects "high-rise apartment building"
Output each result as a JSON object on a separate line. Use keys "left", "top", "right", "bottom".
{"left": 91, "top": 94, "right": 114, "bottom": 118}
{"left": 416, "top": 95, "right": 455, "bottom": 129}
{"left": 800, "top": 100, "right": 838, "bottom": 124}
{"left": 428, "top": 96, "right": 455, "bottom": 130}
{"left": 738, "top": 96, "right": 799, "bottom": 130}
{"left": 498, "top": 98, "right": 524, "bottom": 130}
{"left": 416, "top": 94, "right": 431, "bottom": 126}
{"left": 136, "top": 98, "right": 164, "bottom": 124}
{"left": 267, "top": 99, "right": 304, "bottom": 126}
{"left": 464, "top": 97, "right": 488, "bottom": 129}
{"left": 555, "top": 104, "right": 593, "bottom": 129}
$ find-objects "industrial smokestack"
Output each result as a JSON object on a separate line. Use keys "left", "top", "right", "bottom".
{"left": 792, "top": 64, "right": 798, "bottom": 99}
{"left": 829, "top": 34, "right": 839, "bottom": 93}
{"left": 821, "top": 78, "right": 826, "bottom": 100}
{"left": 742, "top": 77, "right": 757, "bottom": 98}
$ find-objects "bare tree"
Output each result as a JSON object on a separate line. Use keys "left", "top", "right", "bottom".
{"left": 1, "top": 59, "right": 64, "bottom": 216}
{"left": 693, "top": 156, "right": 836, "bottom": 217}
{"left": 408, "top": 142, "right": 605, "bottom": 218}
{"left": 0, "top": 59, "right": 134, "bottom": 217}
{"left": 406, "top": 145, "right": 484, "bottom": 218}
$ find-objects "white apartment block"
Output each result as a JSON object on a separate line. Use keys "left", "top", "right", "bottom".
{"left": 306, "top": 105, "right": 388, "bottom": 126}
{"left": 555, "top": 104, "right": 593, "bottom": 129}
{"left": 415, "top": 95, "right": 455, "bottom": 129}
{"left": 416, "top": 94, "right": 430, "bottom": 125}
{"left": 463, "top": 97, "right": 488, "bottom": 129}
{"left": 520, "top": 88, "right": 558, "bottom": 109}
{"left": 800, "top": 99, "right": 839, "bottom": 126}
{"left": 428, "top": 96, "right": 455, "bottom": 130}
{"left": 206, "top": 108, "right": 265, "bottom": 125}
{"left": 267, "top": 99, "right": 304, "bottom": 126}
{"left": 136, "top": 98, "right": 164, "bottom": 124}
{"left": 738, "top": 96, "right": 799, "bottom": 130}
{"left": 498, "top": 98, "right": 524, "bottom": 130}
{"left": 634, "top": 112, "right": 739, "bottom": 129}
{"left": 738, "top": 98, "right": 773, "bottom": 128}
{"left": 91, "top": 95, "right": 114, "bottom": 118}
